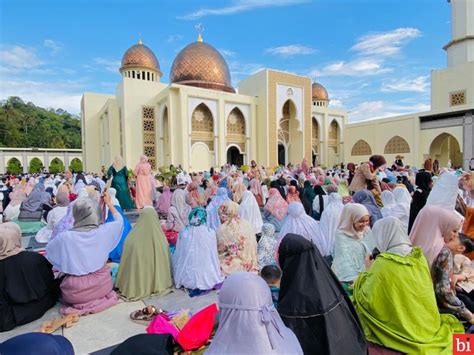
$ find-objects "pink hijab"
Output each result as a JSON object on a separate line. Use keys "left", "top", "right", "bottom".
{"left": 410, "top": 205, "right": 464, "bottom": 266}
{"left": 187, "top": 182, "right": 204, "bottom": 207}
{"left": 301, "top": 157, "right": 309, "bottom": 175}
{"left": 249, "top": 179, "right": 262, "bottom": 198}
{"left": 156, "top": 186, "right": 172, "bottom": 214}
{"left": 286, "top": 186, "right": 301, "bottom": 203}
{"left": 264, "top": 188, "right": 288, "bottom": 221}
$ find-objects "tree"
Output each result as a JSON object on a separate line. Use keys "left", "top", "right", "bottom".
{"left": 69, "top": 158, "right": 83, "bottom": 173}
{"left": 49, "top": 158, "right": 65, "bottom": 174}
{"left": 28, "top": 157, "right": 43, "bottom": 173}
{"left": 6, "top": 158, "right": 22, "bottom": 174}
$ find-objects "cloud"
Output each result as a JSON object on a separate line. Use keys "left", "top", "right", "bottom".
{"left": 228, "top": 60, "right": 265, "bottom": 77}
{"left": 219, "top": 49, "right": 237, "bottom": 58}
{"left": 349, "top": 100, "right": 430, "bottom": 122}
{"left": 351, "top": 27, "right": 421, "bottom": 57}
{"left": 0, "top": 45, "right": 43, "bottom": 69}
{"left": 381, "top": 75, "right": 429, "bottom": 93}
{"left": 329, "top": 99, "right": 343, "bottom": 108}
{"left": 265, "top": 44, "right": 316, "bottom": 57}
{"left": 309, "top": 58, "right": 391, "bottom": 77}
{"left": 179, "top": 0, "right": 309, "bottom": 20}
{"left": 0, "top": 79, "right": 83, "bottom": 113}
{"left": 167, "top": 34, "right": 183, "bottom": 43}
{"left": 43, "top": 39, "right": 63, "bottom": 54}
{"left": 94, "top": 57, "right": 121, "bottom": 73}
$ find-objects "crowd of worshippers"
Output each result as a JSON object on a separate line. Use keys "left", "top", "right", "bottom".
{"left": 1, "top": 153, "right": 474, "bottom": 355}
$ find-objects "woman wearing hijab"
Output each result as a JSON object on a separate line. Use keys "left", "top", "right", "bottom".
{"left": 107, "top": 156, "right": 134, "bottom": 210}
{"left": 239, "top": 190, "right": 263, "bottom": 234}
{"left": 232, "top": 181, "right": 247, "bottom": 204}
{"left": 352, "top": 189, "right": 383, "bottom": 227}
{"left": 18, "top": 180, "right": 52, "bottom": 222}
{"left": 216, "top": 200, "right": 258, "bottom": 275}
{"left": 257, "top": 223, "right": 279, "bottom": 269}
{"left": 279, "top": 202, "right": 325, "bottom": 255}
{"left": 319, "top": 193, "right": 344, "bottom": 260}
{"left": 35, "top": 191, "right": 70, "bottom": 243}
{"left": 116, "top": 207, "right": 172, "bottom": 300}
{"left": 134, "top": 155, "right": 152, "bottom": 209}
{"left": 263, "top": 188, "right": 288, "bottom": 233}
{"left": 206, "top": 187, "right": 230, "bottom": 231}
{"left": 165, "top": 188, "right": 191, "bottom": 233}
{"left": 187, "top": 182, "right": 205, "bottom": 208}
{"left": 278, "top": 233, "right": 367, "bottom": 354}
{"left": 204, "top": 179, "right": 218, "bottom": 205}
{"left": 105, "top": 188, "right": 132, "bottom": 263}
{"left": 0, "top": 223, "right": 60, "bottom": 332}
{"left": 46, "top": 193, "right": 123, "bottom": 315}
{"left": 300, "top": 180, "right": 316, "bottom": 216}
{"left": 206, "top": 272, "right": 303, "bottom": 355}
{"left": 3, "top": 184, "right": 26, "bottom": 222}
{"left": 311, "top": 185, "right": 328, "bottom": 221}
{"left": 332, "top": 203, "right": 373, "bottom": 284}
{"left": 353, "top": 217, "right": 463, "bottom": 354}
{"left": 155, "top": 186, "right": 172, "bottom": 217}
{"left": 408, "top": 171, "right": 433, "bottom": 234}
{"left": 286, "top": 186, "right": 300, "bottom": 203}
{"left": 410, "top": 205, "right": 464, "bottom": 267}
{"left": 392, "top": 186, "right": 412, "bottom": 233}
{"left": 380, "top": 190, "right": 397, "bottom": 218}
{"left": 0, "top": 333, "right": 74, "bottom": 355}
{"left": 250, "top": 179, "right": 264, "bottom": 207}
{"left": 173, "top": 207, "right": 223, "bottom": 291}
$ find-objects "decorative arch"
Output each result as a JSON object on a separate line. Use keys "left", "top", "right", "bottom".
{"left": 190, "top": 142, "right": 214, "bottom": 172}
{"left": 69, "top": 158, "right": 83, "bottom": 173}
{"left": 226, "top": 144, "right": 244, "bottom": 166}
{"left": 328, "top": 120, "right": 340, "bottom": 142}
{"left": 191, "top": 103, "right": 214, "bottom": 151}
{"left": 429, "top": 133, "right": 462, "bottom": 168}
{"left": 6, "top": 157, "right": 23, "bottom": 174}
{"left": 28, "top": 157, "right": 44, "bottom": 173}
{"left": 351, "top": 139, "right": 372, "bottom": 156}
{"left": 49, "top": 157, "right": 65, "bottom": 173}
{"left": 384, "top": 135, "right": 410, "bottom": 154}
{"left": 312, "top": 117, "right": 320, "bottom": 153}
{"left": 227, "top": 107, "right": 246, "bottom": 135}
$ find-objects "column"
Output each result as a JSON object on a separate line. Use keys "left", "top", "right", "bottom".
{"left": 0, "top": 151, "right": 5, "bottom": 174}
{"left": 22, "top": 152, "right": 27, "bottom": 173}
{"left": 464, "top": 112, "right": 473, "bottom": 170}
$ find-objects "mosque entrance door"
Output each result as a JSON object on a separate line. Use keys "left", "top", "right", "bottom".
{"left": 429, "top": 133, "right": 462, "bottom": 168}
{"left": 278, "top": 143, "right": 286, "bottom": 166}
{"left": 227, "top": 146, "right": 243, "bottom": 167}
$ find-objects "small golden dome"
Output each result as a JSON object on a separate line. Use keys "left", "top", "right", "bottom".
{"left": 120, "top": 41, "right": 161, "bottom": 74}
{"left": 170, "top": 41, "right": 235, "bottom": 93}
{"left": 312, "top": 82, "right": 329, "bottom": 101}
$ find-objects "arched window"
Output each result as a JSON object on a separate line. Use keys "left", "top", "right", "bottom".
{"left": 227, "top": 108, "right": 245, "bottom": 135}
{"left": 384, "top": 136, "right": 410, "bottom": 154}
{"left": 191, "top": 103, "right": 214, "bottom": 151}
{"left": 351, "top": 139, "right": 372, "bottom": 156}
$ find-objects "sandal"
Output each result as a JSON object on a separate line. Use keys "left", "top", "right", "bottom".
{"left": 130, "top": 306, "right": 164, "bottom": 325}
{"left": 39, "top": 314, "right": 80, "bottom": 333}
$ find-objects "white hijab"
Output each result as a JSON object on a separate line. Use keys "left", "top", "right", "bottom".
{"left": 319, "top": 193, "right": 344, "bottom": 256}
{"left": 426, "top": 171, "right": 459, "bottom": 211}
{"left": 381, "top": 190, "right": 397, "bottom": 218}
{"left": 239, "top": 191, "right": 263, "bottom": 234}
{"left": 372, "top": 217, "right": 412, "bottom": 256}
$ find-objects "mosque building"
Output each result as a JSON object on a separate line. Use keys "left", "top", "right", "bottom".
{"left": 81, "top": 0, "right": 473, "bottom": 173}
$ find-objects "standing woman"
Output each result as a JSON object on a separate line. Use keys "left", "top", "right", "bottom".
{"left": 134, "top": 155, "right": 152, "bottom": 209}
{"left": 107, "top": 156, "right": 134, "bottom": 210}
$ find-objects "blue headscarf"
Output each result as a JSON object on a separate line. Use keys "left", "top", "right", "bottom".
{"left": 188, "top": 207, "right": 207, "bottom": 226}
{"left": 206, "top": 188, "right": 231, "bottom": 231}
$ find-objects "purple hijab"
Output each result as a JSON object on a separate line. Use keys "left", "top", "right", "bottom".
{"left": 352, "top": 189, "right": 383, "bottom": 226}
{"left": 205, "top": 272, "right": 303, "bottom": 355}
{"left": 156, "top": 187, "right": 172, "bottom": 214}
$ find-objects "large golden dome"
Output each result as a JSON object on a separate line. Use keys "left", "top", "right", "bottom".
{"left": 120, "top": 41, "right": 161, "bottom": 74}
{"left": 312, "top": 82, "right": 329, "bottom": 101}
{"left": 170, "top": 40, "right": 235, "bottom": 93}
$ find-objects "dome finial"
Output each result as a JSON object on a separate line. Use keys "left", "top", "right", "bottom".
{"left": 138, "top": 32, "right": 143, "bottom": 45}
{"left": 195, "top": 23, "right": 204, "bottom": 42}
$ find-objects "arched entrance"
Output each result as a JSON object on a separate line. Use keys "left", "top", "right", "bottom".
{"left": 429, "top": 133, "right": 462, "bottom": 168}
{"left": 327, "top": 120, "right": 341, "bottom": 167}
{"left": 278, "top": 100, "right": 302, "bottom": 166}
{"left": 227, "top": 146, "right": 243, "bottom": 166}
{"left": 278, "top": 143, "right": 286, "bottom": 166}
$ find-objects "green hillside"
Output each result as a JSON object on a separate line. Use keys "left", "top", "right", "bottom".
{"left": 0, "top": 96, "right": 81, "bottom": 149}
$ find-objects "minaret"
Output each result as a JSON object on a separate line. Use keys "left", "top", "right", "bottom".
{"left": 443, "top": 0, "right": 474, "bottom": 67}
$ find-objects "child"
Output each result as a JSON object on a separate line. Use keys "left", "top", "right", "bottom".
{"left": 260, "top": 265, "right": 282, "bottom": 309}
{"left": 453, "top": 234, "right": 474, "bottom": 309}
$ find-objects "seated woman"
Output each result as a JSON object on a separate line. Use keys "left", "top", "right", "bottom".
{"left": 172, "top": 207, "right": 223, "bottom": 291}
{"left": 155, "top": 186, "right": 172, "bottom": 217}
{"left": 216, "top": 200, "right": 258, "bottom": 276}
{"left": 262, "top": 188, "right": 288, "bottom": 232}
{"left": 116, "top": 207, "right": 172, "bottom": 300}
{"left": 16, "top": 180, "right": 52, "bottom": 233}
{"left": 0, "top": 333, "right": 74, "bottom": 355}
{"left": 352, "top": 190, "right": 382, "bottom": 227}
{"left": 278, "top": 233, "right": 367, "bottom": 354}
{"left": 279, "top": 202, "right": 325, "bottom": 256}
{"left": 46, "top": 192, "right": 123, "bottom": 315}
{"left": 392, "top": 186, "right": 412, "bottom": 233}
{"left": 3, "top": 185, "right": 26, "bottom": 222}
{"left": 319, "top": 193, "right": 345, "bottom": 260}
{"left": 257, "top": 223, "right": 279, "bottom": 269}
{"left": 105, "top": 188, "right": 132, "bottom": 263}
{"left": 0, "top": 223, "right": 60, "bottom": 332}
{"left": 164, "top": 188, "right": 190, "bottom": 233}
{"left": 332, "top": 203, "right": 373, "bottom": 285}
{"left": 35, "top": 191, "right": 70, "bottom": 244}
{"left": 353, "top": 217, "right": 464, "bottom": 354}
{"left": 206, "top": 272, "right": 303, "bottom": 355}
{"left": 206, "top": 187, "right": 230, "bottom": 231}
{"left": 239, "top": 190, "right": 263, "bottom": 235}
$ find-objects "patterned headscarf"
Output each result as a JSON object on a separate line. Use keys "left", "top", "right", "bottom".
{"left": 188, "top": 207, "right": 207, "bottom": 226}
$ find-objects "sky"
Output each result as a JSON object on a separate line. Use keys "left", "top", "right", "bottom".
{"left": 0, "top": 0, "right": 452, "bottom": 121}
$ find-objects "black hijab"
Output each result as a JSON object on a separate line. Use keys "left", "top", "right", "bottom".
{"left": 408, "top": 171, "right": 433, "bottom": 234}
{"left": 278, "top": 234, "right": 367, "bottom": 354}
{"left": 313, "top": 185, "right": 326, "bottom": 215}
